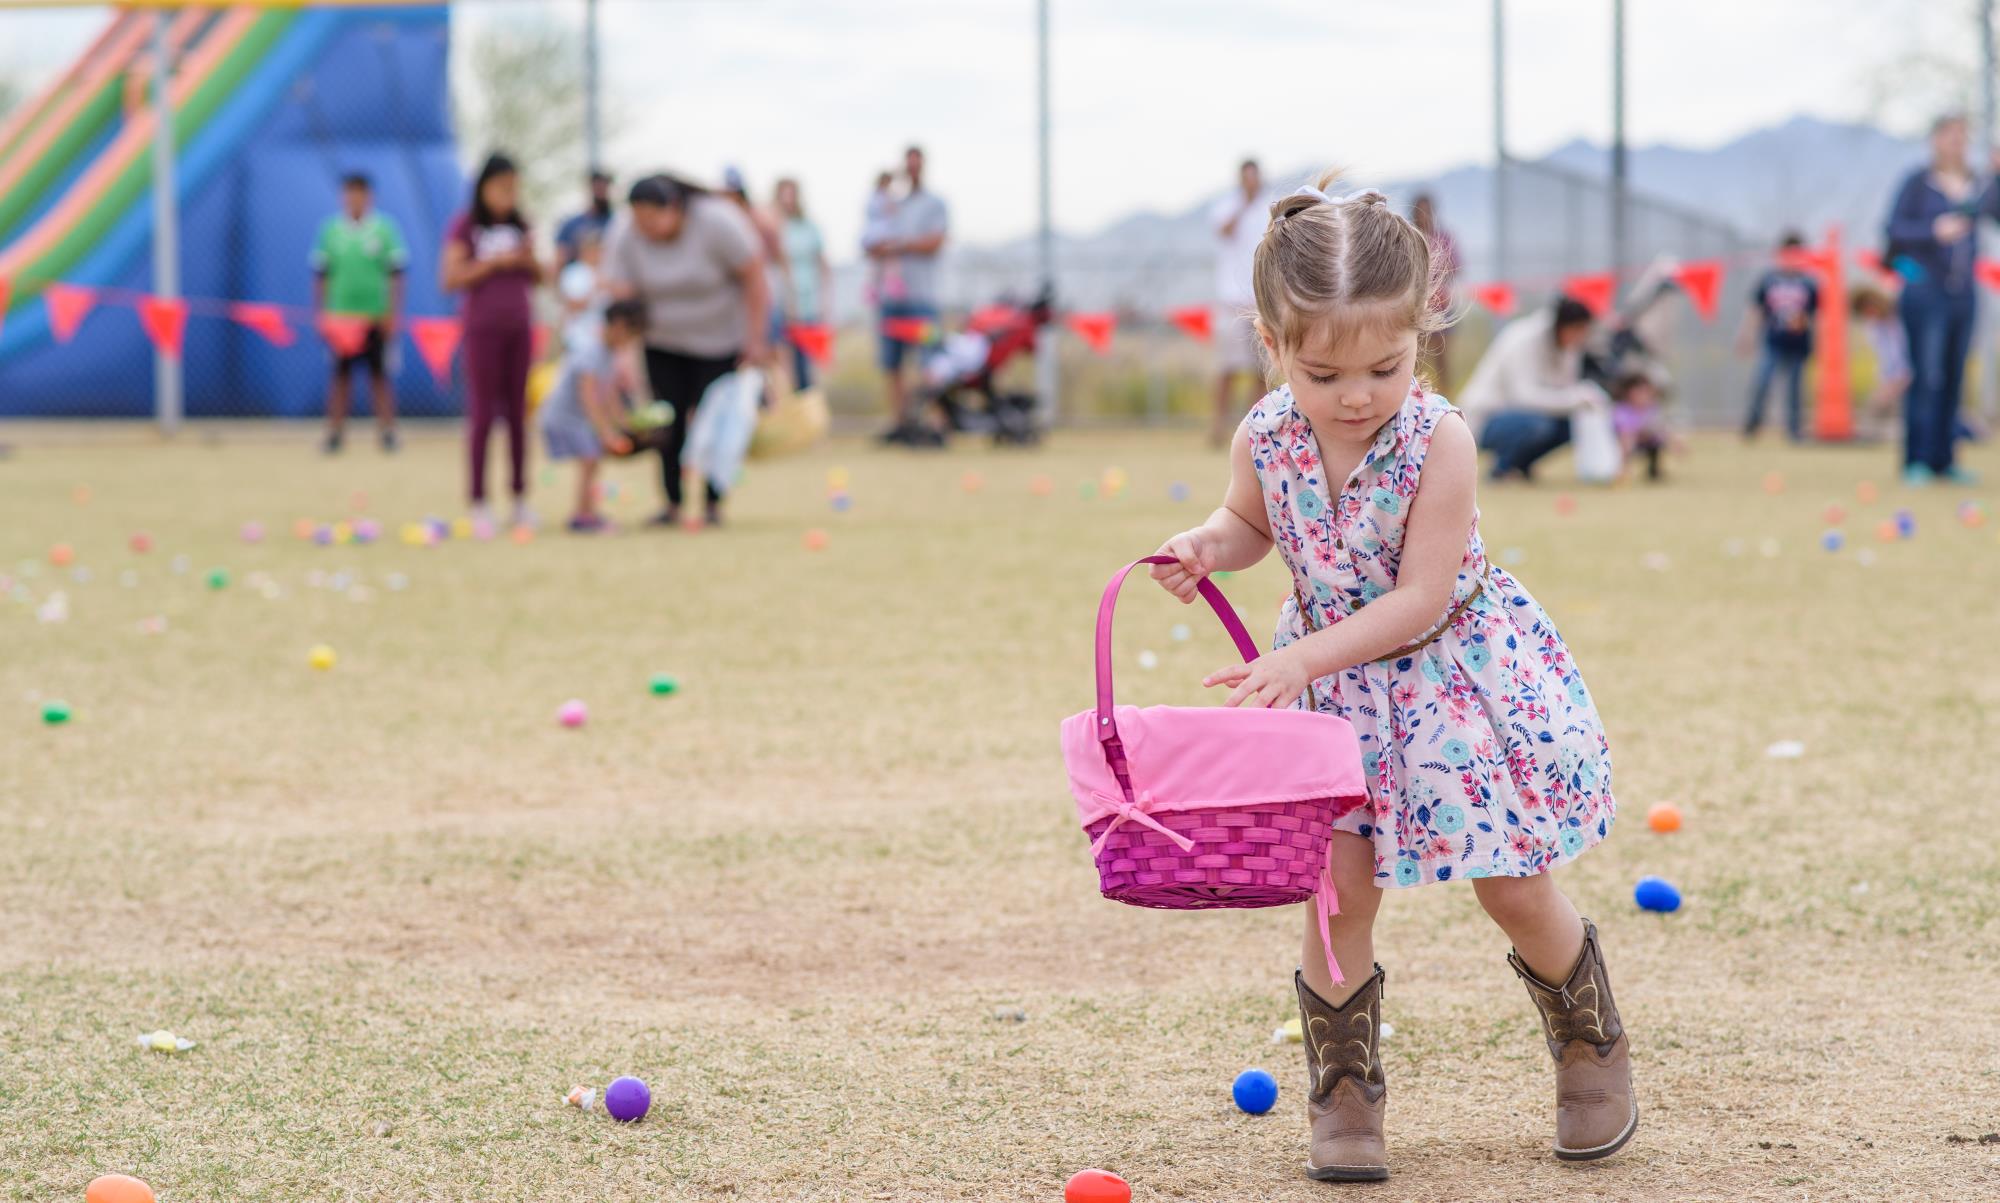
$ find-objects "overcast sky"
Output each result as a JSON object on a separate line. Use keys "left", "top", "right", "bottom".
{"left": 0, "top": 0, "right": 1979, "bottom": 253}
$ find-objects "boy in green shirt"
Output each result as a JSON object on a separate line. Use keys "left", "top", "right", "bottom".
{"left": 311, "top": 173, "right": 408, "bottom": 453}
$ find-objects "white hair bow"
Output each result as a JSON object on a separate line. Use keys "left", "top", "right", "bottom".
{"left": 1290, "top": 184, "right": 1367, "bottom": 205}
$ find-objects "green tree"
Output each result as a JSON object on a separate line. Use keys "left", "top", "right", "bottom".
{"left": 453, "top": 11, "right": 618, "bottom": 229}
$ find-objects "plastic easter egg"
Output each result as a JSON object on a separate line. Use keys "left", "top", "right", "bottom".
{"left": 206, "top": 569, "right": 230, "bottom": 590}
{"left": 1063, "top": 1168, "right": 1131, "bottom": 1203}
{"left": 803, "top": 528, "right": 829, "bottom": 551}
{"left": 827, "top": 466, "right": 850, "bottom": 491}
{"left": 1029, "top": 475, "right": 1054, "bottom": 496}
{"left": 1634, "top": 875, "right": 1681, "bottom": 913}
{"left": 1820, "top": 530, "right": 1843, "bottom": 553}
{"left": 130, "top": 532, "right": 154, "bottom": 554}
{"left": 961, "top": 471, "right": 984, "bottom": 494}
{"left": 1169, "top": 482, "right": 1191, "bottom": 502}
{"left": 49, "top": 544, "right": 74, "bottom": 567}
{"left": 85, "top": 1174, "right": 155, "bottom": 1203}
{"left": 1553, "top": 494, "right": 1577, "bottom": 517}
{"left": 1761, "top": 470, "right": 1784, "bottom": 495}
{"left": 1894, "top": 509, "right": 1916, "bottom": 539}
{"left": 603, "top": 1075, "right": 650, "bottom": 1122}
{"left": 41, "top": 700, "right": 71, "bottom": 726}
{"left": 308, "top": 645, "right": 337, "bottom": 671}
{"left": 557, "top": 699, "right": 587, "bottom": 728}
{"left": 649, "top": 673, "right": 679, "bottom": 696}
{"left": 1232, "top": 1068, "right": 1279, "bottom": 1115}
{"left": 1646, "top": 803, "right": 1682, "bottom": 833}
{"left": 829, "top": 492, "right": 852, "bottom": 513}
{"left": 1856, "top": 480, "right": 1878, "bottom": 503}
{"left": 1822, "top": 504, "right": 1845, "bottom": 526}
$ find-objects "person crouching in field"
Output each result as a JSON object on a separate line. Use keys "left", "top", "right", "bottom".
{"left": 1611, "top": 371, "right": 1682, "bottom": 483}
{"left": 540, "top": 299, "right": 643, "bottom": 533}
{"left": 1852, "top": 285, "right": 1911, "bottom": 443}
{"left": 1151, "top": 172, "right": 1632, "bottom": 1183}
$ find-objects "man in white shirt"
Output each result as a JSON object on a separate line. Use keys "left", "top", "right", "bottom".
{"left": 1455, "top": 298, "right": 1607, "bottom": 481}
{"left": 1209, "top": 158, "right": 1272, "bottom": 446}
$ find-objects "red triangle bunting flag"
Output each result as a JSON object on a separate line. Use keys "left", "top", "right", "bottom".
{"left": 787, "top": 323, "right": 834, "bottom": 365}
{"left": 43, "top": 283, "right": 96, "bottom": 343}
{"left": 1065, "top": 311, "right": 1116, "bottom": 355}
{"left": 1470, "top": 282, "right": 1517, "bottom": 317}
{"left": 1976, "top": 259, "right": 2000, "bottom": 294}
{"left": 318, "top": 313, "right": 373, "bottom": 359}
{"left": 1671, "top": 260, "right": 1724, "bottom": 322}
{"left": 1563, "top": 272, "right": 1617, "bottom": 318}
{"left": 1167, "top": 305, "right": 1212, "bottom": 342}
{"left": 137, "top": 295, "right": 188, "bottom": 359}
{"left": 229, "top": 302, "right": 293, "bottom": 347}
{"left": 408, "top": 317, "right": 463, "bottom": 385}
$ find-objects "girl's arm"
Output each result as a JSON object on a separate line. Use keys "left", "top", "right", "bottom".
{"left": 1204, "top": 414, "right": 1478, "bottom": 709}
{"left": 439, "top": 239, "right": 491, "bottom": 293}
{"left": 1150, "top": 421, "right": 1273, "bottom": 602}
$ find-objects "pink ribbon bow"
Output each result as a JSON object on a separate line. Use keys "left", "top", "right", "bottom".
{"left": 1087, "top": 790, "right": 1198, "bottom": 857}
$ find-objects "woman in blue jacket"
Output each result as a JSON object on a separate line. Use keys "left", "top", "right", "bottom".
{"left": 1885, "top": 113, "right": 1999, "bottom": 484}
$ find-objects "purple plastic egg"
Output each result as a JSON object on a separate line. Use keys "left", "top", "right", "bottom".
{"left": 604, "top": 1075, "right": 650, "bottom": 1122}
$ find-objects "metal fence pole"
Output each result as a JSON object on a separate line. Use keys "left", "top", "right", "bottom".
{"left": 151, "top": 10, "right": 183, "bottom": 434}
{"left": 1033, "top": 0, "right": 1059, "bottom": 423}
{"left": 583, "top": 0, "right": 602, "bottom": 169}
{"left": 1491, "top": 0, "right": 1508, "bottom": 284}
{"left": 1610, "top": 0, "right": 1628, "bottom": 293}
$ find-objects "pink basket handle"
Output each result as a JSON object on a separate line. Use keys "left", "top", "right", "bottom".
{"left": 1094, "top": 555, "right": 1261, "bottom": 744}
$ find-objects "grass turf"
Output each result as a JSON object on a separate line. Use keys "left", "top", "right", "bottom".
{"left": 2, "top": 424, "right": 1997, "bottom": 1201}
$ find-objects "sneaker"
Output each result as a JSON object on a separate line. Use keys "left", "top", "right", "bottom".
{"left": 380, "top": 428, "right": 400, "bottom": 454}
{"left": 322, "top": 430, "right": 344, "bottom": 455}
{"left": 509, "top": 501, "right": 536, "bottom": 530}
{"left": 703, "top": 506, "right": 724, "bottom": 528}
{"left": 566, "top": 513, "right": 608, "bottom": 534}
{"left": 470, "top": 503, "right": 496, "bottom": 529}
{"left": 646, "top": 507, "right": 683, "bottom": 528}
{"left": 1941, "top": 465, "right": 1981, "bottom": 486}
{"left": 1903, "top": 465, "right": 1935, "bottom": 488}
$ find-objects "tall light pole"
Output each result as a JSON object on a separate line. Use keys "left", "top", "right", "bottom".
{"left": 1033, "top": 0, "right": 1058, "bottom": 423}
{"left": 583, "top": 0, "right": 601, "bottom": 169}
{"left": 150, "top": 10, "right": 182, "bottom": 434}
{"left": 1491, "top": 0, "right": 1508, "bottom": 286}
{"left": 1610, "top": 0, "right": 1628, "bottom": 294}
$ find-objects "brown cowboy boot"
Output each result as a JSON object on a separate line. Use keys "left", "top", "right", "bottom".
{"left": 1508, "top": 919, "right": 1638, "bottom": 1162}
{"left": 1295, "top": 965, "right": 1389, "bottom": 1182}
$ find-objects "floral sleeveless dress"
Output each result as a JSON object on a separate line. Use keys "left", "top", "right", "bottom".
{"left": 1245, "top": 380, "right": 1615, "bottom": 887}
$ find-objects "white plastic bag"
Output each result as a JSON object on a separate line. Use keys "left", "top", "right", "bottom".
{"left": 1571, "top": 403, "right": 1622, "bottom": 484}
{"left": 682, "top": 368, "right": 763, "bottom": 493}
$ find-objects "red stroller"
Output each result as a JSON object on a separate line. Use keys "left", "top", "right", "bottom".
{"left": 894, "top": 288, "right": 1053, "bottom": 447}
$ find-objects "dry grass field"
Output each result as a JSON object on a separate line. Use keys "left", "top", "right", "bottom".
{"left": 2, "top": 423, "right": 1997, "bottom": 1201}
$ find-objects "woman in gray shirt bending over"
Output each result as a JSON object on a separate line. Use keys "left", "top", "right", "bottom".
{"left": 603, "top": 174, "right": 771, "bottom": 526}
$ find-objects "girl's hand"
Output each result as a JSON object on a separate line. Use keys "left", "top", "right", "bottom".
{"left": 1149, "top": 530, "right": 1214, "bottom": 604}
{"left": 1204, "top": 644, "right": 1313, "bottom": 709}
{"left": 602, "top": 430, "right": 633, "bottom": 456}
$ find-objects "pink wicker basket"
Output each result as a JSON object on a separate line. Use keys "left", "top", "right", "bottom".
{"left": 1060, "top": 558, "right": 1369, "bottom": 976}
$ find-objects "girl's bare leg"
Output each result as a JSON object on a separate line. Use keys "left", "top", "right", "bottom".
{"left": 1301, "top": 831, "right": 1382, "bottom": 1001}
{"left": 1472, "top": 872, "right": 1585, "bottom": 982}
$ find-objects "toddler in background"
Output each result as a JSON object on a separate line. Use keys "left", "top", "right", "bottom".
{"left": 539, "top": 299, "right": 643, "bottom": 532}
{"left": 1611, "top": 371, "right": 1682, "bottom": 482}
{"left": 1852, "top": 286, "right": 1910, "bottom": 443}
{"left": 558, "top": 230, "right": 609, "bottom": 359}
{"left": 860, "top": 170, "right": 903, "bottom": 303}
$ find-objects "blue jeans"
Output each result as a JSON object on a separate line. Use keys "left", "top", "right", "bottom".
{"left": 1479, "top": 411, "right": 1571, "bottom": 480}
{"left": 877, "top": 299, "right": 940, "bottom": 372}
{"left": 1744, "top": 345, "right": 1808, "bottom": 441}
{"left": 1899, "top": 281, "right": 1976, "bottom": 472}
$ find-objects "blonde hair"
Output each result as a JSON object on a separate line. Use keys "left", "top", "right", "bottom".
{"left": 1250, "top": 168, "right": 1450, "bottom": 363}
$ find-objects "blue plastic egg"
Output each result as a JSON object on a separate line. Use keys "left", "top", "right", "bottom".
{"left": 1820, "top": 530, "right": 1843, "bottom": 552}
{"left": 1634, "top": 875, "right": 1681, "bottom": 913}
{"left": 1232, "top": 1068, "right": 1279, "bottom": 1114}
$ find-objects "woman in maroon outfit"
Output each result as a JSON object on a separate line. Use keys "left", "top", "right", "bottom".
{"left": 441, "top": 154, "right": 544, "bottom": 527}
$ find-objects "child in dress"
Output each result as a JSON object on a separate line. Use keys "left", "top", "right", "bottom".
{"left": 1151, "top": 171, "right": 1632, "bottom": 1183}
{"left": 557, "top": 229, "right": 609, "bottom": 360}
{"left": 539, "top": 299, "right": 642, "bottom": 532}
{"left": 1611, "top": 371, "right": 1682, "bottom": 483}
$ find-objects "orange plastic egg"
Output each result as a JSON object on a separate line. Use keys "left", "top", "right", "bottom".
{"left": 49, "top": 544, "right": 74, "bottom": 567}
{"left": 85, "top": 1175, "right": 156, "bottom": 1203}
{"left": 1646, "top": 803, "right": 1682, "bottom": 834}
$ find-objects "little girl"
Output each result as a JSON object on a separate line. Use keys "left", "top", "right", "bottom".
{"left": 1152, "top": 173, "right": 1632, "bottom": 1182}
{"left": 539, "top": 299, "right": 641, "bottom": 532}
